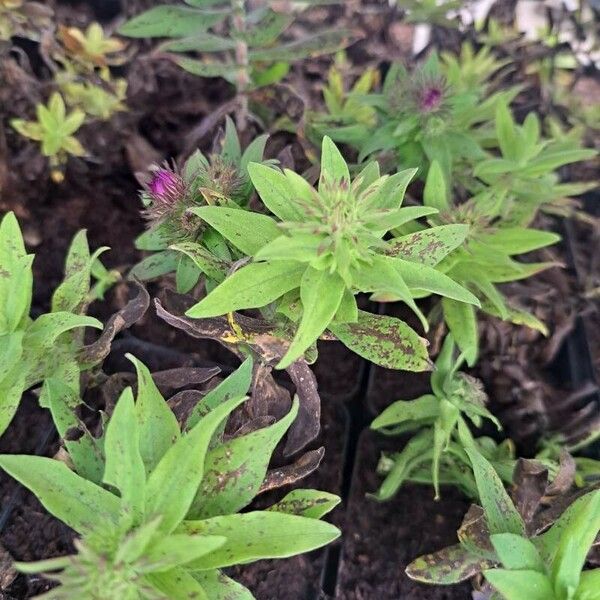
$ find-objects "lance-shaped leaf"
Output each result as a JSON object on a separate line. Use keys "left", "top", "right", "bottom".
{"left": 183, "top": 511, "right": 340, "bottom": 569}
{"left": 277, "top": 267, "right": 345, "bottom": 369}
{"left": 248, "top": 29, "right": 355, "bottom": 62}
{"left": 144, "top": 394, "right": 247, "bottom": 533}
{"left": 0, "top": 455, "right": 120, "bottom": 534}
{"left": 170, "top": 242, "right": 228, "bottom": 284}
{"left": 193, "top": 570, "right": 253, "bottom": 599}
{"left": 465, "top": 446, "right": 525, "bottom": 536}
{"left": 386, "top": 224, "right": 469, "bottom": 266}
{"left": 406, "top": 544, "right": 496, "bottom": 584}
{"left": 175, "top": 58, "right": 238, "bottom": 80}
{"left": 483, "top": 569, "right": 555, "bottom": 600}
{"left": 103, "top": 388, "right": 146, "bottom": 525}
{"left": 329, "top": 310, "right": 431, "bottom": 371}
{"left": 160, "top": 32, "right": 237, "bottom": 52}
{"left": 119, "top": 6, "right": 227, "bottom": 38}
{"left": 188, "top": 206, "right": 280, "bottom": 255}
{"left": 189, "top": 398, "right": 299, "bottom": 519}
{"left": 267, "top": 489, "right": 340, "bottom": 519}
{"left": 128, "top": 250, "right": 180, "bottom": 281}
{"left": 127, "top": 355, "right": 181, "bottom": 473}
{"left": 371, "top": 395, "right": 439, "bottom": 430}
{"left": 185, "top": 261, "right": 305, "bottom": 319}
{"left": 442, "top": 298, "right": 478, "bottom": 366}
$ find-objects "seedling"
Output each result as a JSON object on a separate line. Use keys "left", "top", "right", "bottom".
{"left": 11, "top": 93, "right": 85, "bottom": 183}
{"left": 0, "top": 357, "right": 341, "bottom": 599}
{"left": 371, "top": 335, "right": 504, "bottom": 500}
{"left": 406, "top": 445, "right": 600, "bottom": 600}
{"left": 119, "top": 0, "right": 353, "bottom": 129}
{"left": 0, "top": 211, "right": 146, "bottom": 437}
{"left": 184, "top": 136, "right": 480, "bottom": 369}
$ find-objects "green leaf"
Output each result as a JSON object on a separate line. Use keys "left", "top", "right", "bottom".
{"left": 175, "top": 58, "right": 237, "bottom": 80}
{"left": 576, "top": 569, "right": 600, "bottom": 600}
{"left": 144, "top": 534, "right": 226, "bottom": 571}
{"left": 371, "top": 395, "right": 439, "bottom": 430}
{"left": 119, "top": 6, "right": 227, "bottom": 38}
{"left": 394, "top": 259, "right": 481, "bottom": 306}
{"left": 193, "top": 570, "right": 253, "bottom": 599}
{"left": 170, "top": 242, "right": 227, "bottom": 283}
{"left": 490, "top": 533, "right": 545, "bottom": 572}
{"left": 183, "top": 511, "right": 340, "bottom": 569}
{"left": 278, "top": 267, "right": 345, "bottom": 368}
{"left": 247, "top": 29, "right": 353, "bottom": 62}
{"left": 465, "top": 446, "right": 525, "bottom": 536}
{"left": 42, "top": 379, "right": 104, "bottom": 483}
{"left": 442, "top": 298, "right": 478, "bottom": 366}
{"left": 236, "top": 10, "right": 293, "bottom": 47}
{"left": 0, "top": 455, "right": 120, "bottom": 534}
{"left": 127, "top": 354, "right": 181, "bottom": 473}
{"left": 406, "top": 544, "right": 495, "bottom": 584}
{"left": 160, "top": 32, "right": 237, "bottom": 53}
{"left": 187, "top": 357, "right": 253, "bottom": 430}
{"left": 128, "top": 250, "right": 179, "bottom": 281}
{"left": 189, "top": 398, "right": 299, "bottom": 519}
{"left": 103, "top": 387, "right": 146, "bottom": 525}
{"left": 386, "top": 224, "right": 469, "bottom": 266}
{"left": 329, "top": 310, "right": 431, "bottom": 371}
{"left": 247, "top": 163, "right": 305, "bottom": 222}
{"left": 189, "top": 206, "right": 280, "bottom": 255}
{"left": 221, "top": 116, "right": 242, "bottom": 165}
{"left": 186, "top": 261, "right": 305, "bottom": 319}
{"left": 267, "top": 489, "right": 341, "bottom": 519}
{"left": 496, "top": 103, "right": 519, "bottom": 161}
{"left": 144, "top": 395, "right": 247, "bottom": 533}
{"left": 147, "top": 569, "right": 209, "bottom": 600}
{"left": 319, "top": 136, "right": 350, "bottom": 189}
{"left": 479, "top": 228, "right": 560, "bottom": 255}
{"left": 484, "top": 569, "right": 556, "bottom": 600}
{"left": 423, "top": 160, "right": 449, "bottom": 211}
{"left": 25, "top": 312, "right": 102, "bottom": 349}
{"left": 550, "top": 489, "right": 600, "bottom": 599}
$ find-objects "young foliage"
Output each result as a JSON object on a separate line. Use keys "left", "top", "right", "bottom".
{"left": 406, "top": 445, "right": 600, "bottom": 600}
{"left": 0, "top": 357, "right": 341, "bottom": 599}
{"left": 399, "top": 159, "right": 563, "bottom": 364}
{"left": 0, "top": 211, "right": 144, "bottom": 438}
{"left": 0, "top": 0, "right": 53, "bottom": 41}
{"left": 130, "top": 119, "right": 271, "bottom": 293}
{"left": 11, "top": 93, "right": 86, "bottom": 183}
{"left": 119, "top": 0, "right": 353, "bottom": 128}
{"left": 371, "top": 335, "right": 505, "bottom": 500}
{"left": 185, "top": 136, "right": 479, "bottom": 369}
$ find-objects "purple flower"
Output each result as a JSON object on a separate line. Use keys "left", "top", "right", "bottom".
{"left": 148, "top": 169, "right": 185, "bottom": 205}
{"left": 419, "top": 85, "right": 444, "bottom": 113}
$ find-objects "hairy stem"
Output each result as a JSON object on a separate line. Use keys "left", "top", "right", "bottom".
{"left": 232, "top": 0, "right": 249, "bottom": 131}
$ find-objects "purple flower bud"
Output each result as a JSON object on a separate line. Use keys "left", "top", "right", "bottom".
{"left": 148, "top": 169, "right": 185, "bottom": 205}
{"left": 418, "top": 85, "right": 444, "bottom": 113}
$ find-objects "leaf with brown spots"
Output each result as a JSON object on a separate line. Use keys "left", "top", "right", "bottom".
{"left": 406, "top": 543, "right": 496, "bottom": 584}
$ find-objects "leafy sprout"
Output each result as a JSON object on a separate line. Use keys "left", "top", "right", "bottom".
{"left": 0, "top": 357, "right": 341, "bottom": 599}
{"left": 11, "top": 93, "right": 86, "bottom": 183}
{"left": 406, "top": 445, "right": 600, "bottom": 600}
{"left": 184, "top": 136, "right": 480, "bottom": 369}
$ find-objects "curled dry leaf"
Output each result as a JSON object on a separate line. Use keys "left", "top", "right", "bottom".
{"left": 79, "top": 281, "right": 150, "bottom": 366}
{"left": 259, "top": 447, "right": 325, "bottom": 494}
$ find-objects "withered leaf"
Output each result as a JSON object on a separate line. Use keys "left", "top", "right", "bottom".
{"left": 259, "top": 447, "right": 325, "bottom": 494}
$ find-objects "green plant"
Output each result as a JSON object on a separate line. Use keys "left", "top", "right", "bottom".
{"left": 371, "top": 334, "right": 507, "bottom": 500}
{"left": 11, "top": 93, "right": 86, "bottom": 183}
{"left": 0, "top": 356, "right": 341, "bottom": 599}
{"left": 129, "top": 118, "right": 272, "bottom": 293}
{"left": 406, "top": 445, "right": 600, "bottom": 600}
{"left": 396, "top": 158, "right": 563, "bottom": 363}
{"left": 119, "top": 0, "right": 353, "bottom": 129}
{"left": 472, "top": 103, "right": 597, "bottom": 226}
{"left": 0, "top": 211, "right": 145, "bottom": 437}
{"left": 184, "top": 136, "right": 480, "bottom": 369}
{"left": 391, "top": 0, "right": 462, "bottom": 28}
{"left": 0, "top": 0, "right": 53, "bottom": 41}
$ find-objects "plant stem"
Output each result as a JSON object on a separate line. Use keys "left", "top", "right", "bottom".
{"left": 232, "top": 0, "right": 249, "bottom": 131}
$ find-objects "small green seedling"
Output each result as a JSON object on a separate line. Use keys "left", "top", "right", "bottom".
{"left": 0, "top": 211, "right": 143, "bottom": 437}
{"left": 371, "top": 335, "right": 504, "bottom": 500}
{"left": 406, "top": 445, "right": 600, "bottom": 600}
{"left": 0, "top": 357, "right": 341, "bottom": 599}
{"left": 11, "top": 93, "right": 85, "bottom": 183}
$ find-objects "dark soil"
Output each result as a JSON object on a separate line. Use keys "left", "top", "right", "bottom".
{"left": 335, "top": 430, "right": 472, "bottom": 600}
